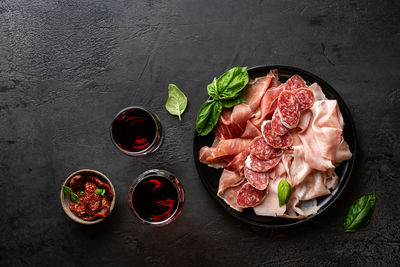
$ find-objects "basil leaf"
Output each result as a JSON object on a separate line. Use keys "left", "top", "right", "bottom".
{"left": 344, "top": 192, "right": 376, "bottom": 233}
{"left": 278, "top": 179, "right": 291, "bottom": 206}
{"left": 220, "top": 93, "right": 246, "bottom": 108}
{"left": 195, "top": 100, "right": 222, "bottom": 136}
{"left": 165, "top": 84, "right": 187, "bottom": 120}
{"left": 216, "top": 66, "right": 249, "bottom": 99}
{"left": 207, "top": 78, "right": 219, "bottom": 99}
{"left": 80, "top": 191, "right": 85, "bottom": 194}
{"left": 62, "top": 185, "right": 79, "bottom": 204}
{"left": 95, "top": 189, "right": 106, "bottom": 196}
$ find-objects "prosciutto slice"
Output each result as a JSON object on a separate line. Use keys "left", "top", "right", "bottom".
{"left": 214, "top": 103, "right": 252, "bottom": 139}
{"left": 251, "top": 84, "right": 284, "bottom": 128}
{"left": 297, "top": 100, "right": 351, "bottom": 171}
{"left": 217, "top": 169, "right": 244, "bottom": 196}
{"left": 242, "top": 73, "right": 273, "bottom": 111}
{"left": 200, "top": 138, "right": 252, "bottom": 165}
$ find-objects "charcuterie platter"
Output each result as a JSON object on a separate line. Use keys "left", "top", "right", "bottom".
{"left": 194, "top": 65, "right": 357, "bottom": 227}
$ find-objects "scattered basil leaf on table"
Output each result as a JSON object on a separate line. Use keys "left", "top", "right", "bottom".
{"left": 165, "top": 84, "right": 187, "bottom": 120}
{"left": 344, "top": 192, "right": 376, "bottom": 233}
{"left": 62, "top": 185, "right": 79, "bottom": 204}
{"left": 195, "top": 100, "right": 222, "bottom": 136}
{"left": 95, "top": 188, "right": 106, "bottom": 196}
{"left": 278, "top": 179, "right": 292, "bottom": 206}
{"left": 196, "top": 66, "right": 249, "bottom": 136}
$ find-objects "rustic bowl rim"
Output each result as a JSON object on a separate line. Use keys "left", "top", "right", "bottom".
{"left": 60, "top": 169, "right": 116, "bottom": 225}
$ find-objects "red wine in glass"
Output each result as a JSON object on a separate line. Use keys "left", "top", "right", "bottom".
{"left": 111, "top": 106, "right": 163, "bottom": 156}
{"left": 128, "top": 169, "right": 184, "bottom": 226}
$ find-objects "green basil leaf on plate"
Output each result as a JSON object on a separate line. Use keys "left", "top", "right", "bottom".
{"left": 278, "top": 179, "right": 291, "bottom": 206}
{"left": 207, "top": 78, "right": 219, "bottom": 100}
{"left": 216, "top": 66, "right": 249, "bottom": 99}
{"left": 63, "top": 185, "right": 79, "bottom": 204}
{"left": 195, "top": 100, "right": 222, "bottom": 136}
{"left": 344, "top": 192, "right": 376, "bottom": 233}
{"left": 220, "top": 93, "right": 246, "bottom": 108}
{"left": 165, "top": 84, "right": 187, "bottom": 120}
{"left": 94, "top": 188, "right": 106, "bottom": 196}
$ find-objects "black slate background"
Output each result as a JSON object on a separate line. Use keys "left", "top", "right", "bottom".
{"left": 1, "top": 0, "right": 399, "bottom": 266}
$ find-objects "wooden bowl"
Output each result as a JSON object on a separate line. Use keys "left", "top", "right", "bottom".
{"left": 60, "top": 169, "right": 116, "bottom": 224}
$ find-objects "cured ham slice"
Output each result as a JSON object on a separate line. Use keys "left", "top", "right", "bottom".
{"left": 271, "top": 108, "right": 288, "bottom": 135}
{"left": 251, "top": 84, "right": 284, "bottom": 127}
{"left": 217, "top": 169, "right": 244, "bottom": 196}
{"left": 269, "top": 69, "right": 281, "bottom": 88}
{"left": 334, "top": 137, "right": 352, "bottom": 163}
{"left": 298, "top": 100, "right": 348, "bottom": 171}
{"left": 278, "top": 91, "right": 301, "bottom": 129}
{"left": 244, "top": 167, "right": 269, "bottom": 190}
{"left": 245, "top": 153, "right": 281, "bottom": 172}
{"left": 254, "top": 178, "right": 286, "bottom": 216}
{"left": 240, "top": 121, "right": 262, "bottom": 139}
{"left": 237, "top": 183, "right": 266, "bottom": 208}
{"left": 294, "top": 88, "right": 314, "bottom": 110}
{"left": 225, "top": 151, "right": 248, "bottom": 175}
{"left": 249, "top": 136, "right": 282, "bottom": 160}
{"left": 293, "top": 170, "right": 331, "bottom": 201}
{"left": 308, "top": 83, "right": 327, "bottom": 101}
{"left": 288, "top": 146, "right": 313, "bottom": 186}
{"left": 242, "top": 73, "right": 273, "bottom": 111}
{"left": 284, "top": 75, "right": 306, "bottom": 91}
{"left": 261, "top": 120, "right": 293, "bottom": 148}
{"left": 218, "top": 182, "right": 245, "bottom": 212}
{"left": 214, "top": 103, "right": 252, "bottom": 139}
{"left": 201, "top": 138, "right": 252, "bottom": 164}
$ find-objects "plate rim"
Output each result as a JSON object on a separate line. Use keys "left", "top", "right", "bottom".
{"left": 193, "top": 65, "right": 357, "bottom": 228}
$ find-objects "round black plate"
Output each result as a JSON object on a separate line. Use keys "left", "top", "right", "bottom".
{"left": 193, "top": 65, "right": 357, "bottom": 228}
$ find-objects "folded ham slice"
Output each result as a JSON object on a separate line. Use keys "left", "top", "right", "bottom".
{"left": 217, "top": 170, "right": 245, "bottom": 212}
{"left": 297, "top": 100, "right": 351, "bottom": 171}
{"left": 214, "top": 103, "right": 252, "bottom": 140}
{"left": 251, "top": 84, "right": 284, "bottom": 128}
{"left": 200, "top": 138, "right": 252, "bottom": 167}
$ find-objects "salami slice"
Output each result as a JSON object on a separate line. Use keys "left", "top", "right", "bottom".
{"left": 237, "top": 182, "right": 266, "bottom": 208}
{"left": 294, "top": 88, "right": 315, "bottom": 110}
{"left": 244, "top": 167, "right": 269, "bottom": 190}
{"left": 278, "top": 91, "right": 300, "bottom": 129}
{"left": 261, "top": 120, "right": 293, "bottom": 148}
{"left": 284, "top": 75, "right": 306, "bottom": 91}
{"left": 271, "top": 108, "right": 288, "bottom": 135}
{"left": 249, "top": 136, "right": 282, "bottom": 160}
{"left": 245, "top": 153, "right": 281, "bottom": 172}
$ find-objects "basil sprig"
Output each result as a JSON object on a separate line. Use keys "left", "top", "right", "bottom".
{"left": 94, "top": 188, "right": 106, "bottom": 196}
{"left": 196, "top": 67, "right": 249, "bottom": 136}
{"left": 344, "top": 192, "right": 376, "bottom": 232}
{"left": 278, "top": 179, "right": 291, "bottom": 206}
{"left": 62, "top": 185, "right": 79, "bottom": 204}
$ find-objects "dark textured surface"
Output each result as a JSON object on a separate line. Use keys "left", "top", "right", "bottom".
{"left": 0, "top": 0, "right": 399, "bottom": 266}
